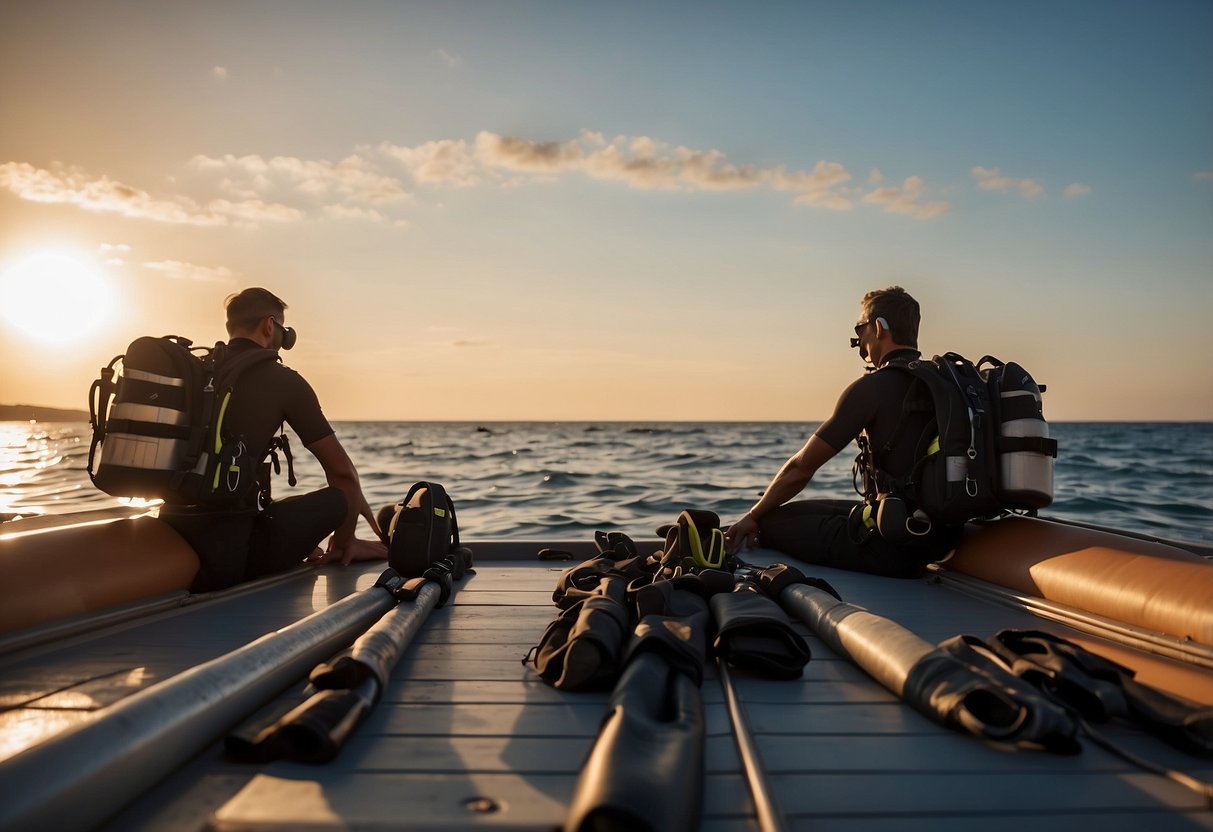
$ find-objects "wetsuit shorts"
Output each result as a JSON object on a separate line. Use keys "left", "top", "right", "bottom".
{"left": 162, "top": 487, "right": 346, "bottom": 592}
{"left": 757, "top": 498, "right": 959, "bottom": 579}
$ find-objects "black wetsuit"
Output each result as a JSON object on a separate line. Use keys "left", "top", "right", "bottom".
{"left": 161, "top": 339, "right": 346, "bottom": 592}
{"left": 758, "top": 349, "right": 960, "bottom": 578}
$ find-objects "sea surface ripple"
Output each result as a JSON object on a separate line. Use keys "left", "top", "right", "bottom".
{"left": 2, "top": 421, "right": 1210, "bottom": 545}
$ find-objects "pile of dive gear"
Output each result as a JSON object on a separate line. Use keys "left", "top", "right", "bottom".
{"left": 529, "top": 510, "right": 1213, "bottom": 832}
{"left": 525, "top": 509, "right": 818, "bottom": 832}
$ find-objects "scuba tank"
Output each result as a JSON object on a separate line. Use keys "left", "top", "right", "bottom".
{"left": 980, "top": 358, "right": 1055, "bottom": 510}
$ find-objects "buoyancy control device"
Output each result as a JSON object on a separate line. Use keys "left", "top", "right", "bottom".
{"left": 88, "top": 335, "right": 290, "bottom": 506}
{"left": 856, "top": 352, "right": 1057, "bottom": 539}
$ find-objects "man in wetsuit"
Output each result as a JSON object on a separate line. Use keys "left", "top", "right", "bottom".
{"left": 161, "top": 288, "right": 386, "bottom": 591}
{"left": 723, "top": 286, "right": 958, "bottom": 578}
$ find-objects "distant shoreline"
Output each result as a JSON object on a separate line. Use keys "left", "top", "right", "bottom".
{"left": 0, "top": 406, "right": 1206, "bottom": 425}
{"left": 0, "top": 404, "right": 90, "bottom": 422}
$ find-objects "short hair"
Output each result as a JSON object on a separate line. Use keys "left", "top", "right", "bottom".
{"left": 225, "top": 288, "right": 287, "bottom": 336}
{"left": 861, "top": 286, "right": 920, "bottom": 347}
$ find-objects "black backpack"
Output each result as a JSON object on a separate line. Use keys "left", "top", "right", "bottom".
{"left": 861, "top": 352, "right": 1057, "bottom": 529}
{"left": 385, "top": 481, "right": 468, "bottom": 577}
{"left": 87, "top": 335, "right": 286, "bottom": 506}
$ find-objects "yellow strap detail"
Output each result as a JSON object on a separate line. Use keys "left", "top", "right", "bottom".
{"left": 214, "top": 392, "right": 232, "bottom": 455}
{"left": 862, "top": 503, "right": 877, "bottom": 529}
{"left": 927, "top": 435, "right": 940, "bottom": 456}
{"left": 704, "top": 528, "right": 725, "bottom": 568}
{"left": 433, "top": 507, "right": 446, "bottom": 518}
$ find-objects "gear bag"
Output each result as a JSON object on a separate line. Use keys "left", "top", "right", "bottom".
{"left": 87, "top": 335, "right": 287, "bottom": 506}
{"left": 859, "top": 352, "right": 1057, "bottom": 533}
{"left": 385, "top": 481, "right": 470, "bottom": 577}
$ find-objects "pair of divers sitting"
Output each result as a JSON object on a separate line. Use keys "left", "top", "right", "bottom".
{"left": 165, "top": 285, "right": 950, "bottom": 592}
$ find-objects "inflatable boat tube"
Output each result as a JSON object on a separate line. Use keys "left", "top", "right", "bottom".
{"left": 0, "top": 512, "right": 198, "bottom": 635}
{"left": 946, "top": 516, "right": 1213, "bottom": 646}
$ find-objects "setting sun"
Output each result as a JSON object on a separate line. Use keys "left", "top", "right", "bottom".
{"left": 0, "top": 251, "right": 116, "bottom": 345}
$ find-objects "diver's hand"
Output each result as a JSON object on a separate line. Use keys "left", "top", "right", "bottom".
{"left": 724, "top": 514, "right": 760, "bottom": 554}
{"left": 309, "top": 536, "right": 389, "bottom": 566}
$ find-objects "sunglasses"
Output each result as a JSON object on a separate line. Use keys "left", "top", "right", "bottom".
{"left": 850, "top": 316, "right": 887, "bottom": 349}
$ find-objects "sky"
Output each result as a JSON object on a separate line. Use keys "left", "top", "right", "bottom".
{"left": 1, "top": 0, "right": 1210, "bottom": 421}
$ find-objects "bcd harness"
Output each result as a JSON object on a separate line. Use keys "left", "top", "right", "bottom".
{"left": 853, "top": 352, "right": 1058, "bottom": 542}
{"left": 88, "top": 335, "right": 296, "bottom": 507}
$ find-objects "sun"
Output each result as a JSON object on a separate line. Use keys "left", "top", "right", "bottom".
{"left": 0, "top": 252, "right": 116, "bottom": 345}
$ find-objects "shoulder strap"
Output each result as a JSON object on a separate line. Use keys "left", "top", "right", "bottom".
{"left": 168, "top": 340, "right": 212, "bottom": 486}
{"left": 422, "top": 482, "right": 458, "bottom": 547}
{"left": 86, "top": 353, "right": 125, "bottom": 481}
{"left": 213, "top": 344, "right": 280, "bottom": 390}
{"left": 861, "top": 355, "right": 935, "bottom": 497}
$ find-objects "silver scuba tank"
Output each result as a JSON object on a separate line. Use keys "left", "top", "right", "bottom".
{"left": 990, "top": 362, "right": 1054, "bottom": 509}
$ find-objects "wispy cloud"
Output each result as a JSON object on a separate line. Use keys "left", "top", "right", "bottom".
{"left": 2, "top": 131, "right": 955, "bottom": 227}
{"left": 99, "top": 242, "right": 131, "bottom": 266}
{"left": 1063, "top": 183, "right": 1091, "bottom": 198}
{"left": 143, "top": 260, "right": 237, "bottom": 284}
{"left": 433, "top": 49, "right": 463, "bottom": 67}
{"left": 862, "top": 175, "right": 950, "bottom": 219}
{"left": 0, "top": 161, "right": 304, "bottom": 227}
{"left": 378, "top": 139, "right": 484, "bottom": 187}
{"left": 189, "top": 152, "right": 410, "bottom": 205}
{"left": 373, "top": 130, "right": 940, "bottom": 216}
{"left": 212, "top": 66, "right": 228, "bottom": 81}
{"left": 1, "top": 161, "right": 225, "bottom": 225}
{"left": 1194, "top": 171, "right": 1213, "bottom": 182}
{"left": 972, "top": 166, "right": 1045, "bottom": 198}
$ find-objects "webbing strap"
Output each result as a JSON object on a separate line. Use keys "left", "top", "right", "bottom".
{"left": 105, "top": 419, "right": 191, "bottom": 440}
{"left": 998, "top": 436, "right": 1058, "bottom": 457}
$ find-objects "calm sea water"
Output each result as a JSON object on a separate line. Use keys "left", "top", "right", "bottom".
{"left": 2, "top": 421, "right": 1210, "bottom": 545}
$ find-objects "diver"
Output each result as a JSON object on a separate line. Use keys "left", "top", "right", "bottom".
{"left": 723, "top": 286, "right": 960, "bottom": 578}
{"left": 160, "top": 288, "right": 386, "bottom": 591}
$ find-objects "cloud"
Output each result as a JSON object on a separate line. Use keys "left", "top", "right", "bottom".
{"left": 322, "top": 204, "right": 389, "bottom": 223}
{"left": 206, "top": 198, "right": 304, "bottom": 223}
{"left": 773, "top": 161, "right": 854, "bottom": 209}
{"left": 212, "top": 66, "right": 228, "bottom": 81}
{"left": 143, "top": 260, "right": 237, "bottom": 284}
{"left": 862, "top": 175, "right": 949, "bottom": 219}
{"left": 972, "top": 166, "right": 1045, "bottom": 198}
{"left": 375, "top": 130, "right": 894, "bottom": 213}
{"left": 476, "top": 132, "right": 588, "bottom": 173}
{"left": 378, "top": 139, "right": 482, "bottom": 186}
{"left": 190, "top": 152, "right": 411, "bottom": 207}
{"left": 3, "top": 130, "right": 956, "bottom": 228}
{"left": 0, "top": 161, "right": 226, "bottom": 225}
{"left": 1194, "top": 171, "right": 1213, "bottom": 182}
{"left": 433, "top": 49, "right": 462, "bottom": 67}
{"left": 0, "top": 161, "right": 308, "bottom": 227}
{"left": 1063, "top": 183, "right": 1091, "bottom": 198}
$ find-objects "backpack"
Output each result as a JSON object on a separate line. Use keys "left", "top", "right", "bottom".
{"left": 858, "top": 352, "right": 1057, "bottom": 532}
{"left": 87, "top": 335, "right": 288, "bottom": 506}
{"left": 385, "top": 481, "right": 470, "bottom": 577}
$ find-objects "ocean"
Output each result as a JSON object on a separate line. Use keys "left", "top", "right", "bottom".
{"left": 2, "top": 421, "right": 1211, "bottom": 545}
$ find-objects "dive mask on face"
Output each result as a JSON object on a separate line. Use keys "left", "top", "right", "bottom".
{"left": 272, "top": 318, "right": 297, "bottom": 350}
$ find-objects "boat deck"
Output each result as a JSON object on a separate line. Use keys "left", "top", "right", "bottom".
{"left": 3, "top": 543, "right": 1212, "bottom": 831}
